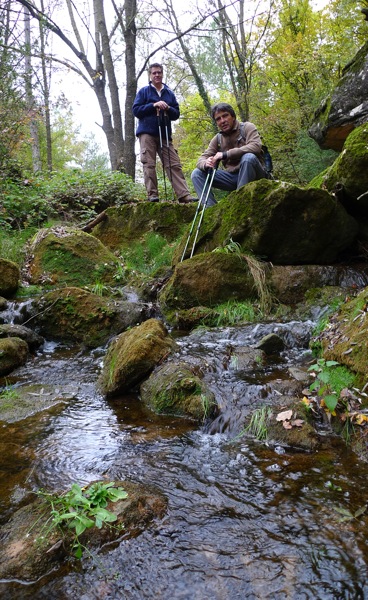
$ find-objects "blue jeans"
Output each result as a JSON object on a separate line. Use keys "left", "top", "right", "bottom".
{"left": 191, "top": 153, "right": 268, "bottom": 207}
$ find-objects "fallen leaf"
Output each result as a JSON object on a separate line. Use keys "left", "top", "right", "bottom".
{"left": 283, "top": 421, "right": 293, "bottom": 429}
{"left": 291, "top": 419, "right": 304, "bottom": 427}
{"left": 276, "top": 409, "right": 293, "bottom": 422}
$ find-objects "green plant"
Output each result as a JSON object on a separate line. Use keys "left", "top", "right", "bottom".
{"left": 33, "top": 481, "right": 128, "bottom": 558}
{"left": 213, "top": 300, "right": 257, "bottom": 326}
{"left": 88, "top": 281, "right": 111, "bottom": 297}
{"left": 334, "top": 504, "right": 367, "bottom": 523}
{"left": 212, "top": 238, "right": 242, "bottom": 255}
{"left": 200, "top": 393, "right": 216, "bottom": 421}
{"left": 240, "top": 406, "right": 273, "bottom": 441}
{"left": 308, "top": 358, "right": 355, "bottom": 413}
{"left": 0, "top": 383, "right": 20, "bottom": 402}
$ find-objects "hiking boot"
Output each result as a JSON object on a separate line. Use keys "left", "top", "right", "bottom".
{"left": 178, "top": 196, "right": 197, "bottom": 204}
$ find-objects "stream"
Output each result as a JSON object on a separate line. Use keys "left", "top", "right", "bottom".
{"left": 1, "top": 303, "right": 368, "bottom": 599}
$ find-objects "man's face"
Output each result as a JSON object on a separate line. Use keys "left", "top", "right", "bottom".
{"left": 150, "top": 68, "right": 163, "bottom": 86}
{"left": 214, "top": 110, "right": 236, "bottom": 134}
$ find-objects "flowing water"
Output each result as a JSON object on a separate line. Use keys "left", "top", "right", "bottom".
{"left": 1, "top": 307, "right": 368, "bottom": 599}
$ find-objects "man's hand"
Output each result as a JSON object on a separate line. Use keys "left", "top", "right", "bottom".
{"left": 205, "top": 152, "right": 223, "bottom": 168}
{"left": 154, "top": 101, "right": 169, "bottom": 111}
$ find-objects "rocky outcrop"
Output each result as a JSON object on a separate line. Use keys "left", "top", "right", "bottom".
{"left": 0, "top": 258, "right": 19, "bottom": 297}
{"left": 98, "top": 318, "right": 176, "bottom": 397}
{"left": 309, "top": 124, "right": 368, "bottom": 217}
{"left": 175, "top": 179, "right": 358, "bottom": 266}
{"left": 309, "top": 40, "right": 368, "bottom": 150}
{"left": 140, "top": 361, "right": 217, "bottom": 421}
{"left": 27, "top": 226, "right": 123, "bottom": 287}
{"left": 92, "top": 202, "right": 196, "bottom": 251}
{"left": 31, "top": 287, "right": 148, "bottom": 348}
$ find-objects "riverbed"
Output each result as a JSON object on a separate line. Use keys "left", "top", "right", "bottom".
{"left": 0, "top": 317, "right": 368, "bottom": 599}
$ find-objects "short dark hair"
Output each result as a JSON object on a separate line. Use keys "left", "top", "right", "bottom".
{"left": 211, "top": 103, "right": 236, "bottom": 120}
{"left": 149, "top": 63, "right": 163, "bottom": 74}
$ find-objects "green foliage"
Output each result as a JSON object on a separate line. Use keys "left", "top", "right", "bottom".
{"left": 212, "top": 300, "right": 258, "bottom": 326}
{"left": 308, "top": 358, "right": 355, "bottom": 413}
{"left": 34, "top": 481, "right": 128, "bottom": 558}
{"left": 0, "top": 383, "right": 20, "bottom": 403}
{"left": 0, "top": 169, "right": 143, "bottom": 231}
{"left": 122, "top": 232, "right": 176, "bottom": 276}
{"left": 0, "top": 227, "right": 37, "bottom": 265}
{"left": 212, "top": 238, "right": 242, "bottom": 256}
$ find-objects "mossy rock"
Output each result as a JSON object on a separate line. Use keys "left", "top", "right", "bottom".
{"left": 160, "top": 252, "right": 257, "bottom": 315}
{"left": 31, "top": 287, "right": 146, "bottom": 348}
{"left": 98, "top": 318, "right": 176, "bottom": 397}
{"left": 0, "top": 258, "right": 20, "bottom": 297}
{"left": 0, "top": 337, "right": 29, "bottom": 376}
{"left": 28, "top": 226, "right": 123, "bottom": 287}
{"left": 174, "top": 179, "right": 357, "bottom": 265}
{"left": 92, "top": 203, "right": 196, "bottom": 251}
{"left": 140, "top": 362, "right": 217, "bottom": 421}
{"left": 310, "top": 124, "right": 368, "bottom": 215}
{"left": 319, "top": 287, "right": 368, "bottom": 383}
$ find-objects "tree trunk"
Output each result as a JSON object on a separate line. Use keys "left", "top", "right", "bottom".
{"left": 94, "top": 0, "right": 124, "bottom": 171}
{"left": 122, "top": 0, "right": 137, "bottom": 178}
{"left": 24, "top": 6, "right": 42, "bottom": 172}
{"left": 39, "top": 0, "right": 52, "bottom": 172}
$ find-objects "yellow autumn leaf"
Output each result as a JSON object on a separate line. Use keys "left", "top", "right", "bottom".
{"left": 354, "top": 413, "right": 368, "bottom": 426}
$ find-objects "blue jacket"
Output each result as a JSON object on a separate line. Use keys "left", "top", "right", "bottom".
{"left": 132, "top": 82, "right": 180, "bottom": 140}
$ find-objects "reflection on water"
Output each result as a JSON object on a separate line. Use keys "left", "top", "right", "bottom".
{"left": 0, "top": 325, "right": 368, "bottom": 599}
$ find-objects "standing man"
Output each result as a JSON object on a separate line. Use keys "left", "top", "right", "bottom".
{"left": 191, "top": 103, "right": 269, "bottom": 207}
{"left": 133, "top": 63, "right": 196, "bottom": 203}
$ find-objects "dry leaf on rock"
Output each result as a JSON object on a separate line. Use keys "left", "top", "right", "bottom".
{"left": 276, "top": 409, "right": 293, "bottom": 422}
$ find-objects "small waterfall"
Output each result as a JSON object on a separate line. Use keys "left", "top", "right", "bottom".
{"left": 0, "top": 298, "right": 34, "bottom": 325}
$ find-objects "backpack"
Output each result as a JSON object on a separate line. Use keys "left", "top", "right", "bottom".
{"left": 217, "top": 122, "right": 274, "bottom": 176}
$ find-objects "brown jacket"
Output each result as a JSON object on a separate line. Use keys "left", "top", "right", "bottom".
{"left": 196, "top": 120, "right": 263, "bottom": 173}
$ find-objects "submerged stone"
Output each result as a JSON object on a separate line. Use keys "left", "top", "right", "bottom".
{"left": 140, "top": 361, "right": 217, "bottom": 421}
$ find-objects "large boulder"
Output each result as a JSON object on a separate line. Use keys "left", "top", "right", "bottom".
{"left": 160, "top": 252, "right": 258, "bottom": 314}
{"left": 30, "top": 287, "right": 148, "bottom": 348}
{"left": 0, "top": 337, "right": 29, "bottom": 376}
{"left": 309, "top": 40, "right": 368, "bottom": 151}
{"left": 140, "top": 362, "right": 217, "bottom": 421}
{"left": 98, "top": 318, "right": 176, "bottom": 397}
{"left": 309, "top": 124, "right": 368, "bottom": 216}
{"left": 0, "top": 258, "right": 20, "bottom": 297}
{"left": 175, "top": 179, "right": 358, "bottom": 266}
{"left": 27, "top": 226, "right": 123, "bottom": 287}
{"left": 92, "top": 202, "right": 196, "bottom": 251}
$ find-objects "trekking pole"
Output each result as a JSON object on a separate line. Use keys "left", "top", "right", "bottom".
{"left": 157, "top": 108, "right": 168, "bottom": 202}
{"left": 189, "top": 168, "right": 217, "bottom": 258}
{"left": 163, "top": 112, "right": 174, "bottom": 200}
{"left": 180, "top": 168, "right": 216, "bottom": 262}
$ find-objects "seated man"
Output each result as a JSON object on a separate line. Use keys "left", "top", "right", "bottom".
{"left": 191, "top": 102, "right": 269, "bottom": 207}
